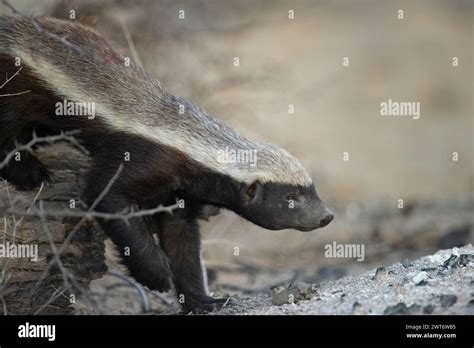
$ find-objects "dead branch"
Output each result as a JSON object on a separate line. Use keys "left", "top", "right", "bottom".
{"left": 106, "top": 270, "right": 150, "bottom": 313}
{"left": 33, "top": 285, "right": 67, "bottom": 315}
{"left": 119, "top": 16, "right": 143, "bottom": 68}
{"left": 0, "top": 90, "right": 31, "bottom": 97}
{"left": 0, "top": 66, "right": 23, "bottom": 89}
{"left": 36, "top": 200, "right": 98, "bottom": 310}
{"left": 0, "top": 66, "right": 31, "bottom": 98}
{"left": 11, "top": 182, "right": 44, "bottom": 243}
{"left": 4, "top": 200, "right": 182, "bottom": 222}
{"left": 0, "top": 130, "right": 87, "bottom": 170}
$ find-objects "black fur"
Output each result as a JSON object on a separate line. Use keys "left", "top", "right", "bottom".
{"left": 155, "top": 205, "right": 227, "bottom": 312}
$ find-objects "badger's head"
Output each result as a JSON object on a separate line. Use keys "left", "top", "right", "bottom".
{"left": 230, "top": 144, "right": 334, "bottom": 231}
{"left": 168, "top": 97, "right": 333, "bottom": 231}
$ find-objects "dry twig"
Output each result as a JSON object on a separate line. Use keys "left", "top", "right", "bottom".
{"left": 0, "top": 130, "right": 88, "bottom": 170}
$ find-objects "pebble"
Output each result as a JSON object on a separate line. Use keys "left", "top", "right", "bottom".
{"left": 401, "top": 258, "right": 413, "bottom": 268}
{"left": 412, "top": 271, "right": 428, "bottom": 285}
{"left": 271, "top": 286, "right": 295, "bottom": 306}
{"left": 372, "top": 267, "right": 389, "bottom": 281}
{"left": 416, "top": 280, "right": 428, "bottom": 286}
{"left": 271, "top": 282, "right": 318, "bottom": 306}
{"left": 384, "top": 303, "right": 422, "bottom": 315}
{"left": 443, "top": 254, "right": 460, "bottom": 268}
{"left": 439, "top": 294, "right": 457, "bottom": 308}
{"left": 423, "top": 304, "right": 435, "bottom": 314}
{"left": 352, "top": 301, "right": 364, "bottom": 314}
{"left": 459, "top": 254, "right": 474, "bottom": 266}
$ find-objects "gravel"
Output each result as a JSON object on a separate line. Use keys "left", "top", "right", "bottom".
{"left": 214, "top": 245, "right": 474, "bottom": 315}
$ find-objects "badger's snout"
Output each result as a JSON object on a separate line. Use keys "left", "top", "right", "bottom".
{"left": 318, "top": 208, "right": 334, "bottom": 228}
{"left": 293, "top": 206, "right": 334, "bottom": 231}
{"left": 309, "top": 206, "right": 334, "bottom": 230}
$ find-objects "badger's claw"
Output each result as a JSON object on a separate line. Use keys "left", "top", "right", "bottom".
{"left": 183, "top": 296, "right": 230, "bottom": 314}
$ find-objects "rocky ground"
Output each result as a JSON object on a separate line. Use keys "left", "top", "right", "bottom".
{"left": 212, "top": 245, "right": 474, "bottom": 315}
{"left": 77, "top": 244, "right": 473, "bottom": 315}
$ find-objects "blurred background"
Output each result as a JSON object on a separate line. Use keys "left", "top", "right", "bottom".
{"left": 2, "top": 0, "right": 472, "bottom": 312}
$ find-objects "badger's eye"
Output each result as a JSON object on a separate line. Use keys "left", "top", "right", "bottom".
{"left": 246, "top": 181, "right": 258, "bottom": 200}
{"left": 286, "top": 194, "right": 296, "bottom": 201}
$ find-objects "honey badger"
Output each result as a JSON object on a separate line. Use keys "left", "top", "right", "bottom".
{"left": 0, "top": 16, "right": 334, "bottom": 312}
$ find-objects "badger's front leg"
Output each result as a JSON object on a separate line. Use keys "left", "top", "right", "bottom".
{"left": 157, "top": 209, "right": 227, "bottom": 313}
{"left": 83, "top": 168, "right": 173, "bottom": 292}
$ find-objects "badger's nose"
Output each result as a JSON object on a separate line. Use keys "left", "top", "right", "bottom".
{"left": 319, "top": 212, "right": 334, "bottom": 228}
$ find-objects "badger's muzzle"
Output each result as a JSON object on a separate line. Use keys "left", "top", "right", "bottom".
{"left": 318, "top": 207, "right": 334, "bottom": 228}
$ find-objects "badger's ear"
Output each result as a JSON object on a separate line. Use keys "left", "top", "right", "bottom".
{"left": 243, "top": 180, "right": 262, "bottom": 204}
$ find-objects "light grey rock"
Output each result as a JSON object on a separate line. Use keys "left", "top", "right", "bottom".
{"left": 412, "top": 271, "right": 428, "bottom": 285}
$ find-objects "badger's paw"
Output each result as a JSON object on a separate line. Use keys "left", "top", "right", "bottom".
{"left": 183, "top": 296, "right": 230, "bottom": 314}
